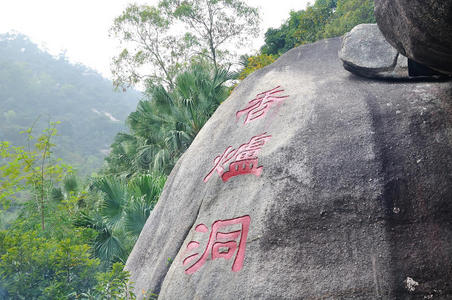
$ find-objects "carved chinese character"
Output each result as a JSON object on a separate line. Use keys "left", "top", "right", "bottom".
{"left": 236, "top": 86, "right": 289, "bottom": 124}
{"left": 203, "top": 133, "right": 272, "bottom": 182}
{"left": 183, "top": 215, "right": 251, "bottom": 274}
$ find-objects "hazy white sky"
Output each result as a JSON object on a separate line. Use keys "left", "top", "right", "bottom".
{"left": 0, "top": 0, "right": 310, "bottom": 78}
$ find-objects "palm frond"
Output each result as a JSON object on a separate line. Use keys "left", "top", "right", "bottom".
{"left": 124, "top": 198, "right": 150, "bottom": 237}
{"left": 63, "top": 174, "right": 78, "bottom": 195}
{"left": 92, "top": 177, "right": 128, "bottom": 229}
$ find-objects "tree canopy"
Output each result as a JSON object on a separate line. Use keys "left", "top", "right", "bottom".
{"left": 111, "top": 4, "right": 194, "bottom": 89}
{"left": 111, "top": 0, "right": 259, "bottom": 90}
{"left": 261, "top": 0, "right": 375, "bottom": 56}
{"left": 161, "top": 0, "right": 260, "bottom": 70}
{"left": 105, "top": 62, "right": 234, "bottom": 177}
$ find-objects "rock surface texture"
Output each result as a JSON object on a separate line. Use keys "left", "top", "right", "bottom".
{"left": 340, "top": 24, "right": 409, "bottom": 79}
{"left": 126, "top": 37, "right": 452, "bottom": 299}
{"left": 374, "top": 0, "right": 452, "bottom": 75}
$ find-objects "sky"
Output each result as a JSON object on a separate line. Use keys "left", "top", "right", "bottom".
{"left": 0, "top": 0, "right": 310, "bottom": 79}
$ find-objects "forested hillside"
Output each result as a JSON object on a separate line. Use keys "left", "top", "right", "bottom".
{"left": 0, "top": 33, "right": 139, "bottom": 175}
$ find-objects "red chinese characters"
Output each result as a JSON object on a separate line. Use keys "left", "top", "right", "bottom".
{"left": 236, "top": 86, "right": 289, "bottom": 124}
{"left": 186, "top": 86, "right": 288, "bottom": 275}
{"left": 183, "top": 215, "right": 251, "bottom": 274}
{"left": 203, "top": 133, "right": 272, "bottom": 183}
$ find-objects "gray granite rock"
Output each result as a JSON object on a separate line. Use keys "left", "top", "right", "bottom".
{"left": 374, "top": 0, "right": 452, "bottom": 75}
{"left": 340, "top": 23, "right": 410, "bottom": 79}
{"left": 126, "top": 36, "right": 452, "bottom": 299}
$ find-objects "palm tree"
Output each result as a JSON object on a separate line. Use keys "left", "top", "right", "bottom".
{"left": 123, "top": 62, "right": 234, "bottom": 176}
{"left": 75, "top": 174, "right": 165, "bottom": 267}
{"left": 104, "top": 133, "right": 140, "bottom": 178}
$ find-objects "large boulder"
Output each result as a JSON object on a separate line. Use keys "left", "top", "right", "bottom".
{"left": 374, "top": 0, "right": 452, "bottom": 75}
{"left": 339, "top": 23, "right": 408, "bottom": 79}
{"left": 126, "top": 37, "right": 452, "bottom": 299}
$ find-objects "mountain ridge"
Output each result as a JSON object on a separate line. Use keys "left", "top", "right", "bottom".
{"left": 0, "top": 32, "right": 140, "bottom": 175}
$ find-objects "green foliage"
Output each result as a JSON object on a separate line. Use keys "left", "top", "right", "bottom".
{"left": 322, "top": 0, "right": 376, "bottom": 38}
{"left": 0, "top": 180, "right": 101, "bottom": 299}
{"left": 50, "top": 186, "right": 65, "bottom": 202}
{"left": 261, "top": 0, "right": 374, "bottom": 56}
{"left": 0, "top": 136, "right": 138, "bottom": 298}
{"left": 0, "top": 124, "right": 71, "bottom": 232}
{"left": 94, "top": 262, "right": 135, "bottom": 300}
{"left": 96, "top": 176, "right": 129, "bottom": 228}
{"left": 0, "top": 141, "right": 32, "bottom": 210}
{"left": 0, "top": 230, "right": 99, "bottom": 299}
{"left": 238, "top": 54, "right": 276, "bottom": 80}
{"left": 125, "top": 175, "right": 165, "bottom": 236}
{"left": 64, "top": 174, "right": 79, "bottom": 195}
{"left": 106, "top": 63, "right": 233, "bottom": 177}
{"left": 292, "top": 1, "right": 337, "bottom": 44}
{"left": 76, "top": 174, "right": 166, "bottom": 267}
{"left": 0, "top": 227, "right": 136, "bottom": 299}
